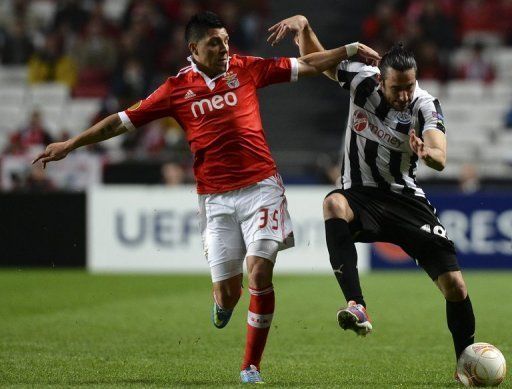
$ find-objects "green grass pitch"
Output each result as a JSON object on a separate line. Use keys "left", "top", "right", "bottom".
{"left": 1, "top": 270, "right": 510, "bottom": 388}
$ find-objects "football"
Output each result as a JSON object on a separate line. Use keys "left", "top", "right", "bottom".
{"left": 456, "top": 343, "right": 507, "bottom": 387}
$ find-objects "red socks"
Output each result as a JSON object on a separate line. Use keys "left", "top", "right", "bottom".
{"left": 241, "top": 285, "right": 275, "bottom": 370}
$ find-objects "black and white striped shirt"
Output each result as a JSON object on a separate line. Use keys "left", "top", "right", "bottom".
{"left": 337, "top": 61, "right": 446, "bottom": 198}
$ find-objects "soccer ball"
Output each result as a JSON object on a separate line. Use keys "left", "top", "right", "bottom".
{"left": 456, "top": 342, "right": 507, "bottom": 387}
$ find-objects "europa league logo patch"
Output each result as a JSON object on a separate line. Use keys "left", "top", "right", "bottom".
{"left": 223, "top": 72, "right": 239, "bottom": 89}
{"left": 128, "top": 100, "right": 142, "bottom": 111}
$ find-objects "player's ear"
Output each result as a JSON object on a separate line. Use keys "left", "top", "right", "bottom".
{"left": 188, "top": 42, "right": 198, "bottom": 56}
{"left": 377, "top": 74, "right": 385, "bottom": 88}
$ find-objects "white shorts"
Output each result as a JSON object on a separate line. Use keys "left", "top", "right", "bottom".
{"left": 198, "top": 173, "right": 294, "bottom": 282}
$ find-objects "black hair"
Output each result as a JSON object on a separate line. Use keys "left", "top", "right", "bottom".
{"left": 185, "top": 11, "right": 226, "bottom": 43}
{"left": 378, "top": 43, "right": 417, "bottom": 79}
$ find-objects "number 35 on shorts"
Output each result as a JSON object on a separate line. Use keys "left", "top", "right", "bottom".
{"left": 258, "top": 208, "right": 279, "bottom": 230}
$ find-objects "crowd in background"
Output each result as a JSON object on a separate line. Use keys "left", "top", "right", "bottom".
{"left": 0, "top": 0, "right": 267, "bottom": 90}
{"left": 360, "top": 0, "right": 512, "bottom": 82}
{"left": 0, "top": 0, "right": 268, "bottom": 189}
{"left": 0, "top": 0, "right": 511, "bottom": 191}
{"left": 1, "top": 1, "right": 508, "bottom": 92}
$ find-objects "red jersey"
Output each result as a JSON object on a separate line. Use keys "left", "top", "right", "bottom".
{"left": 119, "top": 54, "right": 298, "bottom": 194}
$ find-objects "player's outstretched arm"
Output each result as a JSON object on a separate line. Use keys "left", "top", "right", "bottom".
{"left": 409, "top": 129, "right": 446, "bottom": 171}
{"left": 296, "top": 42, "right": 380, "bottom": 78}
{"left": 32, "top": 113, "right": 128, "bottom": 168}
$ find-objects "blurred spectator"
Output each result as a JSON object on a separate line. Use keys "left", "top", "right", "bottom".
{"left": 415, "top": 41, "right": 450, "bottom": 81}
{"left": 73, "top": 19, "right": 117, "bottom": 72}
{"left": 172, "top": 0, "right": 201, "bottom": 24}
{"left": 123, "top": 117, "right": 189, "bottom": 161}
{"left": 458, "top": 163, "right": 481, "bottom": 194}
{"left": 53, "top": 0, "right": 89, "bottom": 34}
{"left": 156, "top": 25, "right": 189, "bottom": 78}
{"left": 500, "top": 0, "right": 512, "bottom": 44}
{"left": 25, "top": 163, "right": 55, "bottom": 192}
{"left": 55, "top": 128, "right": 72, "bottom": 143}
{"left": 90, "top": 95, "right": 120, "bottom": 125}
{"left": 1, "top": 18, "right": 33, "bottom": 64}
{"left": 0, "top": 26, "right": 7, "bottom": 62}
{"left": 19, "top": 110, "right": 53, "bottom": 150}
{"left": 123, "top": 0, "right": 168, "bottom": 32}
{"left": 417, "top": 0, "right": 456, "bottom": 49}
{"left": 158, "top": 0, "right": 184, "bottom": 22}
{"left": 112, "top": 17, "right": 158, "bottom": 96}
{"left": 161, "top": 162, "right": 186, "bottom": 186}
{"left": 140, "top": 120, "right": 168, "bottom": 157}
{"left": 28, "top": 33, "right": 77, "bottom": 87}
{"left": 3, "top": 132, "right": 25, "bottom": 156}
{"left": 0, "top": 0, "right": 40, "bottom": 34}
{"left": 401, "top": 20, "right": 423, "bottom": 55}
{"left": 217, "top": 1, "right": 246, "bottom": 53}
{"left": 458, "top": 0, "right": 498, "bottom": 40}
{"left": 111, "top": 58, "right": 148, "bottom": 103}
{"left": 457, "top": 42, "right": 495, "bottom": 82}
{"left": 362, "top": 1, "right": 404, "bottom": 50}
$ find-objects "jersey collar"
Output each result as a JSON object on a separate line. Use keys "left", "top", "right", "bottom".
{"left": 187, "top": 56, "right": 231, "bottom": 91}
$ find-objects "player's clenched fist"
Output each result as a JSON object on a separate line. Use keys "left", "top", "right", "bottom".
{"left": 409, "top": 130, "right": 428, "bottom": 159}
{"left": 355, "top": 43, "right": 381, "bottom": 65}
{"left": 32, "top": 141, "right": 72, "bottom": 169}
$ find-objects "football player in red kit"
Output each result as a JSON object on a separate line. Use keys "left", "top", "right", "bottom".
{"left": 33, "top": 11, "right": 380, "bottom": 384}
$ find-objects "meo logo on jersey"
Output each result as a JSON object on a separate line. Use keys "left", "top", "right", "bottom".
{"left": 353, "top": 110, "right": 368, "bottom": 132}
{"left": 191, "top": 91, "right": 238, "bottom": 118}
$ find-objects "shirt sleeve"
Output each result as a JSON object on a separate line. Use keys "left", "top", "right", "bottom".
{"left": 418, "top": 97, "right": 446, "bottom": 136}
{"left": 118, "top": 81, "right": 173, "bottom": 130}
{"left": 244, "top": 56, "right": 298, "bottom": 88}
{"left": 336, "top": 60, "right": 379, "bottom": 94}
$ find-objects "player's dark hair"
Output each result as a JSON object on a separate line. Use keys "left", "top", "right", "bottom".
{"left": 185, "top": 11, "right": 226, "bottom": 43}
{"left": 379, "top": 43, "right": 417, "bottom": 79}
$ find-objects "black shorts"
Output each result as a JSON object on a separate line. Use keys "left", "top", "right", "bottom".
{"left": 326, "top": 186, "right": 459, "bottom": 280}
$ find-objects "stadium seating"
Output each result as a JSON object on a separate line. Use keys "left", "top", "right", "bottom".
{"left": 0, "top": 66, "right": 28, "bottom": 85}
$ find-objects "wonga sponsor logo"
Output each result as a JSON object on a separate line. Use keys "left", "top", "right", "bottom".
{"left": 353, "top": 109, "right": 405, "bottom": 148}
{"left": 353, "top": 110, "right": 368, "bottom": 132}
{"left": 191, "top": 91, "right": 238, "bottom": 118}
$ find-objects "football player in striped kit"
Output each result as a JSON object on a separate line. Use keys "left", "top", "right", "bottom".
{"left": 269, "top": 15, "right": 476, "bottom": 371}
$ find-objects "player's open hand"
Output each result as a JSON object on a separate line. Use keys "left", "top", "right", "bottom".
{"left": 267, "top": 15, "right": 308, "bottom": 46}
{"left": 409, "top": 130, "right": 428, "bottom": 160}
{"left": 32, "top": 141, "right": 71, "bottom": 169}
{"left": 356, "top": 43, "right": 381, "bottom": 66}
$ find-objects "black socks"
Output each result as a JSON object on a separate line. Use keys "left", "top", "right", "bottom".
{"left": 325, "top": 218, "right": 366, "bottom": 307}
{"left": 446, "top": 295, "right": 475, "bottom": 360}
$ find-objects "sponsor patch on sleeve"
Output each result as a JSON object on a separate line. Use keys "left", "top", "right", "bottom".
{"left": 432, "top": 111, "right": 445, "bottom": 132}
{"left": 432, "top": 111, "right": 444, "bottom": 121}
